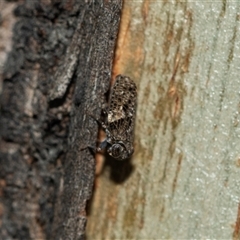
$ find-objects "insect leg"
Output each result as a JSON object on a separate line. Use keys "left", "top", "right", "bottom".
{"left": 97, "top": 139, "right": 108, "bottom": 151}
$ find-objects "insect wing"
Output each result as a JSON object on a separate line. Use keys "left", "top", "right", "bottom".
{"left": 107, "top": 75, "right": 137, "bottom": 143}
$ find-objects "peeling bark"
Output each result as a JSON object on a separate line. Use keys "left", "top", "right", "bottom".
{"left": 0, "top": 1, "right": 122, "bottom": 239}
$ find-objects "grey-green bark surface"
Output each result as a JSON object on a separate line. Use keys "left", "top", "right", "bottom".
{"left": 87, "top": 1, "right": 240, "bottom": 239}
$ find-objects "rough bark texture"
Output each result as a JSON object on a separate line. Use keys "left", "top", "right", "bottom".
{"left": 87, "top": 1, "right": 240, "bottom": 239}
{"left": 0, "top": 0, "right": 122, "bottom": 239}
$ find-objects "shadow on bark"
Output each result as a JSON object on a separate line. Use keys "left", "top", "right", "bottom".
{"left": 105, "top": 155, "right": 134, "bottom": 184}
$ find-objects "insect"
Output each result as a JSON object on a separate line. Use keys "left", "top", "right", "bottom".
{"left": 98, "top": 75, "right": 137, "bottom": 160}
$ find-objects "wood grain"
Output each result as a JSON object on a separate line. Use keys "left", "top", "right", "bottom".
{"left": 87, "top": 1, "right": 240, "bottom": 239}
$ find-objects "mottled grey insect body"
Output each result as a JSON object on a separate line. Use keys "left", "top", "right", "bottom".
{"left": 99, "top": 75, "right": 137, "bottom": 160}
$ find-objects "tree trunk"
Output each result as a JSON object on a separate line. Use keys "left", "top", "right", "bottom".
{"left": 87, "top": 1, "right": 240, "bottom": 239}
{"left": 0, "top": 1, "right": 122, "bottom": 239}
{"left": 2, "top": 1, "right": 240, "bottom": 239}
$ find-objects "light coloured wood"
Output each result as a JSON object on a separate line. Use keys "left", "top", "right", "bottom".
{"left": 87, "top": 1, "right": 240, "bottom": 239}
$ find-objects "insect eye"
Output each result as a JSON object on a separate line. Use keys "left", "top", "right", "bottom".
{"left": 108, "top": 144, "right": 125, "bottom": 159}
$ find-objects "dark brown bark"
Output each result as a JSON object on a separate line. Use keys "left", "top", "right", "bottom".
{"left": 0, "top": 0, "right": 122, "bottom": 239}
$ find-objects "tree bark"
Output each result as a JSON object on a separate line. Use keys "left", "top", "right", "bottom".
{"left": 2, "top": 1, "right": 240, "bottom": 239}
{"left": 87, "top": 1, "right": 240, "bottom": 239}
{"left": 0, "top": 0, "right": 122, "bottom": 239}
